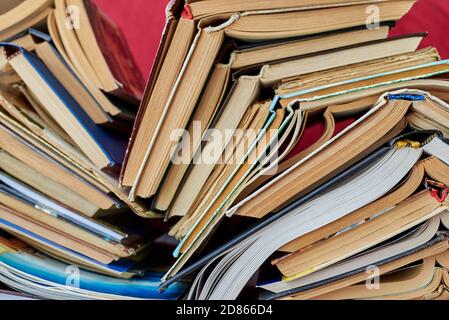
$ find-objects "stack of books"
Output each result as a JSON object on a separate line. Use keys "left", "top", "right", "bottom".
{"left": 0, "top": 0, "right": 449, "bottom": 301}
{"left": 0, "top": 0, "right": 185, "bottom": 300}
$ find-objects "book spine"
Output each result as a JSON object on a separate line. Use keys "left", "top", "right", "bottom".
{"left": 119, "top": 5, "right": 179, "bottom": 185}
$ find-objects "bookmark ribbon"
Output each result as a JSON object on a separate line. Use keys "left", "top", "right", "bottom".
{"left": 388, "top": 94, "right": 426, "bottom": 101}
{"left": 395, "top": 140, "right": 422, "bottom": 149}
{"left": 425, "top": 179, "right": 449, "bottom": 203}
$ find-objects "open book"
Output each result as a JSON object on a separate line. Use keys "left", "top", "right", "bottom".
{"left": 164, "top": 90, "right": 449, "bottom": 300}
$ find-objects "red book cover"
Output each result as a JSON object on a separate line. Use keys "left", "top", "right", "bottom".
{"left": 85, "top": 0, "right": 145, "bottom": 104}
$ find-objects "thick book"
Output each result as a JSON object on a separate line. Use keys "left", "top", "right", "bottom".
{"left": 121, "top": 1, "right": 415, "bottom": 197}
{"left": 160, "top": 91, "right": 449, "bottom": 291}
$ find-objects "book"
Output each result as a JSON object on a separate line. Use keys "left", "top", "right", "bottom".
{"left": 4, "top": 0, "right": 449, "bottom": 302}
{"left": 122, "top": 1, "right": 415, "bottom": 198}
{"left": 52, "top": 0, "right": 144, "bottom": 102}
{"left": 0, "top": 231, "right": 186, "bottom": 299}
{"left": 311, "top": 247, "right": 449, "bottom": 300}
{"left": 166, "top": 34, "right": 427, "bottom": 223}
{"left": 265, "top": 235, "right": 449, "bottom": 300}
{"left": 0, "top": 77, "right": 151, "bottom": 217}
{"left": 154, "top": 25, "right": 394, "bottom": 213}
{"left": 0, "top": 0, "right": 52, "bottom": 41}
{"left": 188, "top": 122, "right": 449, "bottom": 299}
{"left": 168, "top": 93, "right": 444, "bottom": 273}
{"left": 161, "top": 90, "right": 449, "bottom": 296}
{"left": 0, "top": 1, "right": 191, "bottom": 300}
{"left": 3, "top": 45, "right": 128, "bottom": 170}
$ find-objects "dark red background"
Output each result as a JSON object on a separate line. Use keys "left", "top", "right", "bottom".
{"left": 94, "top": 0, "right": 448, "bottom": 81}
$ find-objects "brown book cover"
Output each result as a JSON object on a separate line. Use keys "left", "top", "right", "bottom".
{"left": 119, "top": 0, "right": 185, "bottom": 185}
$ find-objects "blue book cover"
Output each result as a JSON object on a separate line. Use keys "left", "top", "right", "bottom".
{"left": 0, "top": 218, "right": 133, "bottom": 274}
{"left": 0, "top": 226, "right": 186, "bottom": 300}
